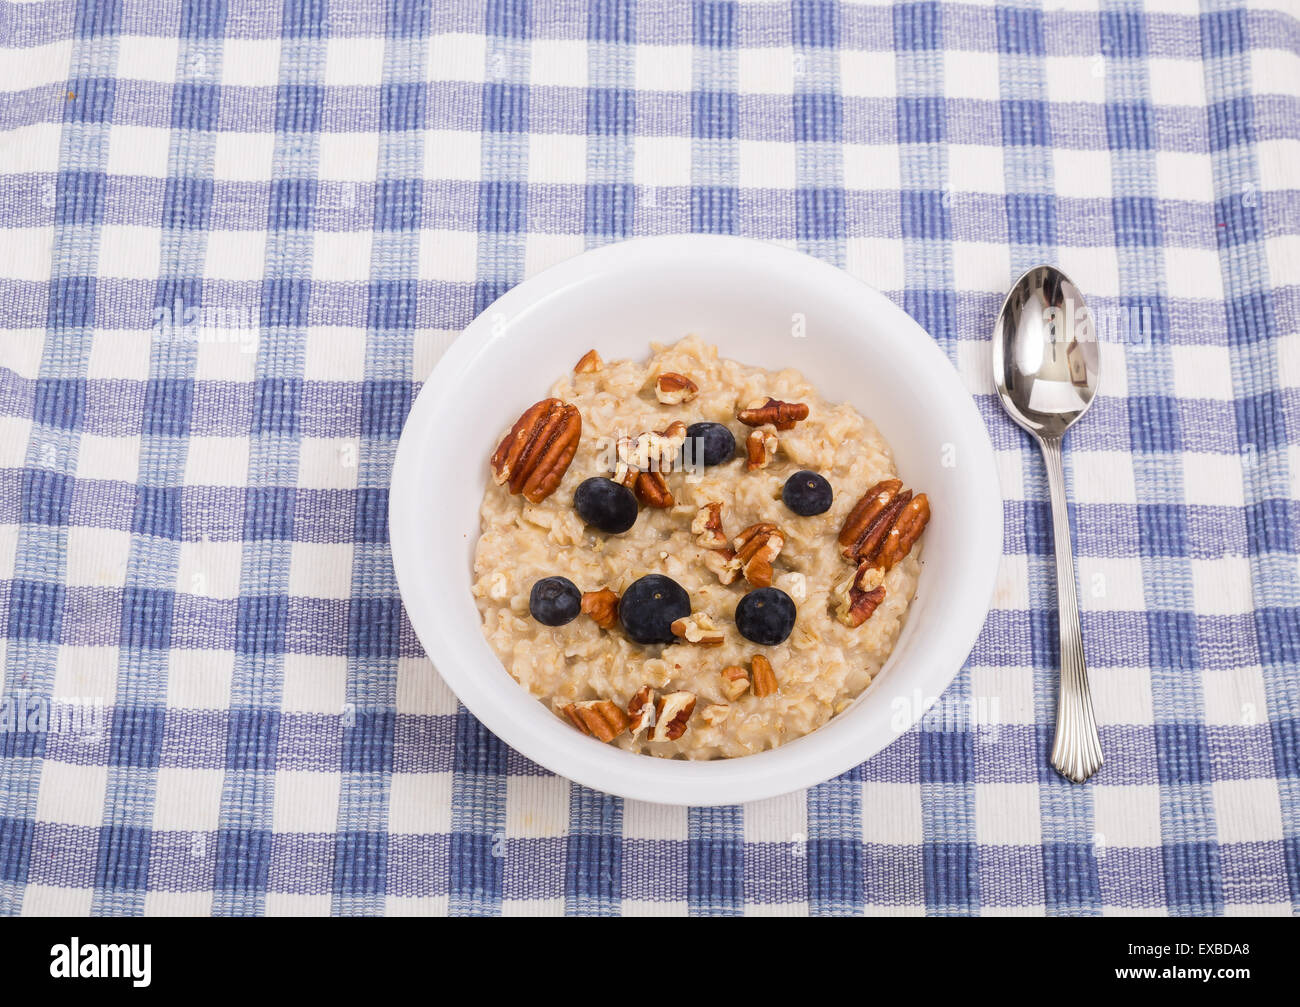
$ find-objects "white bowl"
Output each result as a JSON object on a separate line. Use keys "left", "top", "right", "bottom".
{"left": 390, "top": 235, "right": 1002, "bottom": 806}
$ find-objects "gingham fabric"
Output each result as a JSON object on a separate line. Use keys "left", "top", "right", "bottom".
{"left": 0, "top": 0, "right": 1297, "bottom": 918}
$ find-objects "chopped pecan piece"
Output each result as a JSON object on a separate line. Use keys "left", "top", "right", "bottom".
{"left": 626, "top": 686, "right": 657, "bottom": 739}
{"left": 729, "top": 522, "right": 784, "bottom": 589}
{"left": 490, "top": 398, "right": 582, "bottom": 503}
{"left": 613, "top": 421, "right": 689, "bottom": 506}
{"left": 655, "top": 372, "right": 698, "bottom": 405}
{"left": 613, "top": 436, "right": 637, "bottom": 486}
{"left": 838, "top": 479, "right": 930, "bottom": 574}
{"left": 563, "top": 700, "right": 630, "bottom": 743}
{"left": 848, "top": 584, "right": 887, "bottom": 627}
{"left": 580, "top": 588, "right": 619, "bottom": 629}
{"left": 649, "top": 691, "right": 696, "bottom": 743}
{"left": 858, "top": 563, "right": 885, "bottom": 591}
{"left": 700, "top": 704, "right": 730, "bottom": 727}
{"left": 720, "top": 665, "right": 750, "bottom": 701}
{"left": 737, "top": 397, "right": 809, "bottom": 431}
{"left": 745, "top": 426, "right": 778, "bottom": 470}
{"left": 631, "top": 470, "right": 674, "bottom": 508}
{"left": 701, "top": 547, "right": 740, "bottom": 586}
{"left": 670, "top": 612, "right": 725, "bottom": 646}
{"left": 750, "top": 655, "right": 779, "bottom": 698}
{"left": 658, "top": 419, "right": 689, "bottom": 459}
{"left": 691, "top": 501, "right": 727, "bottom": 549}
{"left": 574, "top": 349, "right": 603, "bottom": 374}
{"left": 616, "top": 420, "right": 688, "bottom": 476}
{"left": 832, "top": 565, "right": 888, "bottom": 627}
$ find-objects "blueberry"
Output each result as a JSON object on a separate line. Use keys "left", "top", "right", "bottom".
{"left": 529, "top": 576, "right": 582, "bottom": 626}
{"left": 574, "top": 477, "right": 638, "bottom": 534}
{"left": 734, "top": 587, "right": 797, "bottom": 646}
{"left": 683, "top": 422, "right": 736, "bottom": 468}
{"left": 782, "top": 470, "right": 833, "bottom": 516}
{"left": 619, "top": 574, "right": 691, "bottom": 644}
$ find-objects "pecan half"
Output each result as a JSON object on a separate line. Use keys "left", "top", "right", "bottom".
{"left": 655, "top": 372, "right": 698, "bottom": 405}
{"left": 750, "top": 655, "right": 779, "bottom": 698}
{"left": 702, "top": 547, "right": 740, "bottom": 586}
{"left": 720, "top": 665, "right": 750, "bottom": 701}
{"left": 838, "top": 479, "right": 930, "bottom": 573}
{"left": 737, "top": 397, "right": 809, "bottom": 431}
{"left": 627, "top": 685, "right": 657, "bottom": 739}
{"left": 691, "top": 501, "right": 727, "bottom": 549}
{"left": 670, "top": 612, "right": 725, "bottom": 647}
{"left": 581, "top": 588, "right": 619, "bottom": 629}
{"left": 874, "top": 494, "right": 930, "bottom": 571}
{"left": 730, "top": 522, "right": 784, "bottom": 588}
{"left": 563, "top": 700, "right": 630, "bottom": 742}
{"left": 838, "top": 479, "right": 907, "bottom": 561}
{"left": 650, "top": 691, "right": 696, "bottom": 743}
{"left": 490, "top": 398, "right": 582, "bottom": 503}
{"left": 745, "top": 426, "right": 778, "bottom": 470}
{"left": 574, "top": 349, "right": 603, "bottom": 374}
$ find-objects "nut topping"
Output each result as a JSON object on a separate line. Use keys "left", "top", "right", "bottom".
{"left": 855, "top": 564, "right": 884, "bottom": 593}
{"left": 626, "top": 686, "right": 657, "bottom": 739}
{"left": 693, "top": 502, "right": 736, "bottom": 585}
{"left": 574, "top": 349, "right": 603, "bottom": 373}
{"left": 833, "top": 569, "right": 887, "bottom": 628}
{"left": 701, "top": 547, "right": 740, "bottom": 586}
{"left": 692, "top": 501, "right": 727, "bottom": 549}
{"left": 729, "top": 522, "right": 784, "bottom": 589}
{"left": 838, "top": 479, "right": 930, "bottom": 574}
{"left": 874, "top": 494, "right": 930, "bottom": 571}
{"left": 670, "top": 612, "right": 725, "bottom": 647}
{"left": 700, "top": 704, "right": 730, "bottom": 726}
{"left": 745, "top": 425, "right": 778, "bottom": 470}
{"left": 614, "top": 421, "right": 688, "bottom": 507}
{"left": 580, "top": 588, "right": 619, "bottom": 629}
{"left": 750, "top": 654, "right": 779, "bottom": 698}
{"left": 832, "top": 562, "right": 888, "bottom": 627}
{"left": 616, "top": 420, "right": 688, "bottom": 477}
{"left": 630, "top": 470, "right": 674, "bottom": 508}
{"left": 649, "top": 691, "right": 697, "bottom": 742}
{"left": 838, "top": 478, "right": 904, "bottom": 561}
{"left": 737, "top": 397, "right": 809, "bottom": 431}
{"left": 833, "top": 479, "right": 929, "bottom": 630}
{"left": 563, "top": 700, "right": 631, "bottom": 742}
{"left": 850, "top": 584, "right": 887, "bottom": 626}
{"left": 720, "top": 665, "right": 750, "bottom": 701}
{"left": 490, "top": 397, "right": 582, "bottom": 503}
{"left": 655, "top": 372, "right": 698, "bottom": 405}
{"left": 612, "top": 438, "right": 634, "bottom": 486}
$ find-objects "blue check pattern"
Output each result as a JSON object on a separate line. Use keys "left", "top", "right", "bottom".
{"left": 0, "top": 0, "right": 1297, "bottom": 916}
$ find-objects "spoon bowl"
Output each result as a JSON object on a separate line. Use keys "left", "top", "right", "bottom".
{"left": 992, "top": 264, "right": 1104, "bottom": 784}
{"left": 993, "top": 265, "right": 1100, "bottom": 439}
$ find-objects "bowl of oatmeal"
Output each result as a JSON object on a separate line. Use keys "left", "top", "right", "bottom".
{"left": 391, "top": 236, "right": 1001, "bottom": 805}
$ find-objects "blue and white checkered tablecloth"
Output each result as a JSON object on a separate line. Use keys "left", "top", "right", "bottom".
{"left": 0, "top": 0, "right": 1297, "bottom": 917}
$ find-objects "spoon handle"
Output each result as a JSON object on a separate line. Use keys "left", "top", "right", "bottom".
{"left": 1039, "top": 435, "right": 1103, "bottom": 783}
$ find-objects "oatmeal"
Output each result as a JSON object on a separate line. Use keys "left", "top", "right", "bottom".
{"left": 471, "top": 335, "right": 928, "bottom": 760}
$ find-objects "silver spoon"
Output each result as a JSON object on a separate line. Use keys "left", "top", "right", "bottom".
{"left": 992, "top": 265, "right": 1103, "bottom": 783}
